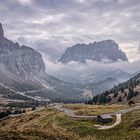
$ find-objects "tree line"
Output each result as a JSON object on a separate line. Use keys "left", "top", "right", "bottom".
{"left": 0, "top": 108, "right": 26, "bottom": 119}
{"left": 87, "top": 73, "right": 140, "bottom": 105}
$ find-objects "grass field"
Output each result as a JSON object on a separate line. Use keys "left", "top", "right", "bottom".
{"left": 64, "top": 104, "right": 129, "bottom": 116}
{"left": 0, "top": 105, "right": 140, "bottom": 140}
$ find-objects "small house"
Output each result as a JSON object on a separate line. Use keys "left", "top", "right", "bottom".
{"left": 97, "top": 114, "right": 112, "bottom": 123}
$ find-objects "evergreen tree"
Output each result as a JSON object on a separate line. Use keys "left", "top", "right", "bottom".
{"left": 113, "top": 92, "right": 118, "bottom": 98}
{"left": 118, "top": 96, "right": 122, "bottom": 102}
{"left": 127, "top": 88, "right": 134, "bottom": 100}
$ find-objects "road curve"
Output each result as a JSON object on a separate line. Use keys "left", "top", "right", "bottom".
{"left": 53, "top": 104, "right": 140, "bottom": 129}
{"left": 54, "top": 104, "right": 96, "bottom": 120}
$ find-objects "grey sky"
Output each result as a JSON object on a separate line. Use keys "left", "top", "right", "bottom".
{"left": 0, "top": 0, "right": 140, "bottom": 61}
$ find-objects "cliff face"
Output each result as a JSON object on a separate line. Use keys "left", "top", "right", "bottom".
{"left": 0, "top": 23, "right": 4, "bottom": 38}
{"left": 0, "top": 23, "right": 45, "bottom": 77}
{"left": 59, "top": 40, "right": 128, "bottom": 63}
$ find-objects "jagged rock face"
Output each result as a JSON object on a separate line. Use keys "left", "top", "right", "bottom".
{"left": 0, "top": 23, "right": 45, "bottom": 77}
{"left": 59, "top": 40, "right": 128, "bottom": 63}
{"left": 0, "top": 23, "right": 4, "bottom": 38}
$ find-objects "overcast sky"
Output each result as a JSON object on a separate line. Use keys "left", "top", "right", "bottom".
{"left": 0, "top": 0, "right": 140, "bottom": 62}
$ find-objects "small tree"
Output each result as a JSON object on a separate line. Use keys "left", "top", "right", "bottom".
{"left": 92, "top": 95, "right": 98, "bottom": 105}
{"left": 107, "top": 96, "right": 112, "bottom": 103}
{"left": 22, "top": 109, "right": 26, "bottom": 113}
{"left": 113, "top": 92, "right": 118, "bottom": 98}
{"left": 128, "top": 100, "right": 135, "bottom": 106}
{"left": 124, "top": 92, "right": 127, "bottom": 97}
{"left": 127, "top": 88, "right": 134, "bottom": 100}
{"left": 121, "top": 87, "right": 124, "bottom": 93}
{"left": 32, "top": 106, "right": 36, "bottom": 111}
{"left": 118, "top": 96, "right": 122, "bottom": 102}
{"left": 134, "top": 91, "right": 138, "bottom": 96}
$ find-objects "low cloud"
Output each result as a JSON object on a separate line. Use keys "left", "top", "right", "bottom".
{"left": 43, "top": 56, "right": 140, "bottom": 83}
{"left": 138, "top": 45, "right": 140, "bottom": 52}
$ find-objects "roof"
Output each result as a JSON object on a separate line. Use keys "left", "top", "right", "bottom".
{"left": 98, "top": 114, "right": 112, "bottom": 119}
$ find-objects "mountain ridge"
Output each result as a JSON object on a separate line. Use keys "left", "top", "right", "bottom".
{"left": 0, "top": 23, "right": 45, "bottom": 77}
{"left": 59, "top": 39, "right": 128, "bottom": 63}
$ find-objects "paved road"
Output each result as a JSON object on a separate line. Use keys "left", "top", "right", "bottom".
{"left": 53, "top": 104, "right": 140, "bottom": 129}
{"left": 54, "top": 104, "right": 96, "bottom": 120}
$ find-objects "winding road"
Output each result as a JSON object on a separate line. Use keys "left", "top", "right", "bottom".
{"left": 54, "top": 104, "right": 96, "bottom": 120}
{"left": 53, "top": 103, "right": 140, "bottom": 130}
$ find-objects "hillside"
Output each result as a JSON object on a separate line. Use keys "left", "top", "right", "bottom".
{"left": 89, "top": 73, "right": 140, "bottom": 105}
{"left": 86, "top": 77, "right": 118, "bottom": 95}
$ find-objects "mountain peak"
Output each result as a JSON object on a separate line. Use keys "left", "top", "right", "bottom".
{"left": 0, "top": 23, "right": 45, "bottom": 77}
{"left": 59, "top": 39, "right": 128, "bottom": 63}
{"left": 0, "top": 23, "right": 4, "bottom": 38}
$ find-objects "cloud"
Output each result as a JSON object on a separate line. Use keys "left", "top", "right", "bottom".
{"left": 0, "top": 0, "right": 140, "bottom": 84}
{"left": 32, "top": 38, "right": 70, "bottom": 61}
{"left": 138, "top": 45, "right": 140, "bottom": 52}
{"left": 17, "top": 0, "right": 32, "bottom": 5}
{"left": 0, "top": 0, "right": 140, "bottom": 62}
{"left": 43, "top": 55, "right": 140, "bottom": 83}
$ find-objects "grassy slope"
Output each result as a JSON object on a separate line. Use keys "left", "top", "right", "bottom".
{"left": 0, "top": 106, "right": 140, "bottom": 140}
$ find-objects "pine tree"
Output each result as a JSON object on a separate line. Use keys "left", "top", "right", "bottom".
{"left": 118, "top": 96, "right": 122, "bottom": 102}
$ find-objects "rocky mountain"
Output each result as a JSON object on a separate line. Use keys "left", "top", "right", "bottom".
{"left": 0, "top": 23, "right": 84, "bottom": 103}
{"left": 59, "top": 40, "right": 128, "bottom": 63}
{"left": 0, "top": 23, "right": 45, "bottom": 77}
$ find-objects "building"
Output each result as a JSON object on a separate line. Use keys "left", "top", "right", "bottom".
{"left": 97, "top": 114, "right": 112, "bottom": 123}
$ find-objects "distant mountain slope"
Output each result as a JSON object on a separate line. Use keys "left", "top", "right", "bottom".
{"left": 85, "top": 69, "right": 131, "bottom": 84}
{"left": 88, "top": 73, "right": 140, "bottom": 104}
{"left": 87, "top": 77, "right": 118, "bottom": 95}
{"left": 59, "top": 40, "right": 128, "bottom": 63}
{"left": 56, "top": 69, "right": 131, "bottom": 96}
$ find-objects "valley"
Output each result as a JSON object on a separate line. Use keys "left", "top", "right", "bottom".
{"left": 0, "top": 103, "right": 140, "bottom": 140}
{"left": 0, "top": 0, "right": 140, "bottom": 140}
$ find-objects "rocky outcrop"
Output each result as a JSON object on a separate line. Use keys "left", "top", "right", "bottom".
{"left": 59, "top": 40, "right": 128, "bottom": 63}
{"left": 0, "top": 23, "right": 45, "bottom": 77}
